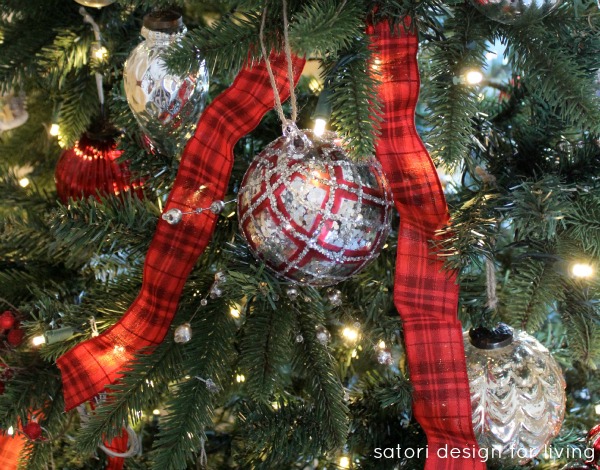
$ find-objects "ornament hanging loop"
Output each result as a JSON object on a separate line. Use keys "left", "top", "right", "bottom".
{"left": 258, "top": 0, "right": 298, "bottom": 125}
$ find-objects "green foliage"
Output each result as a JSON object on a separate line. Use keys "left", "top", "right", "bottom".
{"left": 2, "top": 0, "right": 600, "bottom": 469}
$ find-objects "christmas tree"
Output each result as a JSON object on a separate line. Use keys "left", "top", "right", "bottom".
{"left": 1, "top": 0, "right": 600, "bottom": 469}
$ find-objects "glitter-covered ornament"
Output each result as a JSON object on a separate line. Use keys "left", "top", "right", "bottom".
{"left": 124, "top": 11, "right": 209, "bottom": 157}
{"left": 237, "top": 124, "right": 393, "bottom": 286}
{"left": 174, "top": 323, "right": 192, "bottom": 343}
{"left": 54, "top": 128, "right": 142, "bottom": 203}
{"left": 465, "top": 325, "right": 566, "bottom": 465}
{"left": 470, "top": 0, "right": 561, "bottom": 24}
{"left": 74, "top": 0, "right": 115, "bottom": 7}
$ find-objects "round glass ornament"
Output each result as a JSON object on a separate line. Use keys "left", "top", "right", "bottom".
{"left": 465, "top": 325, "right": 566, "bottom": 465}
{"left": 123, "top": 11, "right": 209, "bottom": 157}
{"left": 237, "top": 124, "right": 393, "bottom": 286}
{"left": 470, "top": 0, "right": 562, "bottom": 25}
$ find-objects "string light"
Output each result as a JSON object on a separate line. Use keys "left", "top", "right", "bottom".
{"left": 152, "top": 409, "right": 161, "bottom": 416}
{"left": 339, "top": 455, "right": 350, "bottom": 468}
{"left": 7, "top": 426, "right": 14, "bottom": 436}
{"left": 92, "top": 45, "right": 108, "bottom": 60}
{"left": 313, "top": 118, "right": 327, "bottom": 137}
{"left": 342, "top": 326, "right": 359, "bottom": 343}
{"left": 378, "top": 340, "right": 386, "bottom": 349}
{"left": 18, "top": 177, "right": 30, "bottom": 188}
{"left": 31, "top": 335, "right": 46, "bottom": 347}
{"left": 236, "top": 374, "right": 246, "bottom": 383}
{"left": 595, "top": 403, "right": 600, "bottom": 415}
{"left": 571, "top": 262, "right": 593, "bottom": 278}
{"left": 230, "top": 307, "right": 240, "bottom": 318}
{"left": 308, "top": 77, "right": 323, "bottom": 93}
{"left": 49, "top": 123, "right": 60, "bottom": 136}
{"left": 465, "top": 70, "right": 483, "bottom": 85}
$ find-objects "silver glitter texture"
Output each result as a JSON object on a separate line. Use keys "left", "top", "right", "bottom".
{"left": 174, "top": 322, "right": 192, "bottom": 343}
{"left": 465, "top": 329, "right": 566, "bottom": 465}
{"left": 470, "top": 0, "right": 561, "bottom": 24}
{"left": 237, "top": 126, "right": 393, "bottom": 286}
{"left": 124, "top": 19, "right": 209, "bottom": 156}
{"left": 162, "top": 208, "right": 182, "bottom": 225}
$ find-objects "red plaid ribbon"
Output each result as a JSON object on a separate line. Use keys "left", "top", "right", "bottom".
{"left": 369, "top": 21, "right": 485, "bottom": 469}
{"left": 57, "top": 52, "right": 306, "bottom": 411}
{"left": 0, "top": 431, "right": 25, "bottom": 470}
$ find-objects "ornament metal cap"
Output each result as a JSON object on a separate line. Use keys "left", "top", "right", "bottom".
{"left": 143, "top": 10, "right": 183, "bottom": 33}
{"left": 468, "top": 323, "right": 514, "bottom": 350}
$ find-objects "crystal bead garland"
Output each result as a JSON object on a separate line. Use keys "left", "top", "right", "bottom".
{"left": 237, "top": 124, "right": 393, "bottom": 286}
{"left": 464, "top": 325, "right": 566, "bottom": 465}
{"left": 123, "top": 10, "right": 209, "bottom": 157}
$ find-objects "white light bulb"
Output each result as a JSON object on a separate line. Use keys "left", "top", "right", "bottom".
{"left": 7, "top": 426, "right": 14, "bottom": 436}
{"left": 571, "top": 263, "right": 593, "bottom": 278}
{"left": 152, "top": 409, "right": 161, "bottom": 416}
{"left": 32, "top": 335, "right": 46, "bottom": 346}
{"left": 313, "top": 118, "right": 327, "bottom": 137}
{"left": 49, "top": 123, "right": 60, "bottom": 136}
{"left": 339, "top": 456, "right": 350, "bottom": 468}
{"left": 378, "top": 340, "right": 386, "bottom": 349}
{"left": 236, "top": 374, "right": 246, "bottom": 383}
{"left": 230, "top": 308, "right": 240, "bottom": 318}
{"left": 18, "top": 177, "right": 30, "bottom": 188}
{"left": 595, "top": 403, "right": 600, "bottom": 415}
{"left": 342, "top": 326, "right": 359, "bottom": 343}
{"left": 93, "top": 46, "right": 108, "bottom": 60}
{"left": 465, "top": 70, "right": 483, "bottom": 85}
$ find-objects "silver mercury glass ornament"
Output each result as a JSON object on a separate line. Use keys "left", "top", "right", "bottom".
{"left": 470, "top": 0, "right": 562, "bottom": 24}
{"left": 237, "top": 123, "right": 393, "bottom": 287}
{"left": 123, "top": 10, "right": 209, "bottom": 157}
{"left": 315, "top": 325, "right": 331, "bottom": 345}
{"left": 465, "top": 324, "right": 566, "bottom": 465}
{"left": 74, "top": 0, "right": 115, "bottom": 7}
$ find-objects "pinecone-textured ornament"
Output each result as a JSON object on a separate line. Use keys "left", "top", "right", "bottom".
{"left": 465, "top": 325, "right": 566, "bottom": 465}
{"left": 470, "top": 0, "right": 561, "bottom": 24}
{"left": 237, "top": 124, "right": 393, "bottom": 286}
{"left": 124, "top": 11, "right": 209, "bottom": 156}
{"left": 174, "top": 323, "right": 192, "bottom": 344}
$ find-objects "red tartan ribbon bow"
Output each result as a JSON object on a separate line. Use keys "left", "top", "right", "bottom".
{"left": 56, "top": 52, "right": 306, "bottom": 411}
{"left": 369, "top": 20, "right": 486, "bottom": 469}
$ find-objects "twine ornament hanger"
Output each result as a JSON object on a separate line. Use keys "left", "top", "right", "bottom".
{"left": 259, "top": 0, "right": 298, "bottom": 131}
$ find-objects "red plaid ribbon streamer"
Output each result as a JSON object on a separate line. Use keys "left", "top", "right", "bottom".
{"left": 0, "top": 431, "right": 25, "bottom": 470}
{"left": 57, "top": 52, "right": 306, "bottom": 411}
{"left": 369, "top": 21, "right": 485, "bottom": 469}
